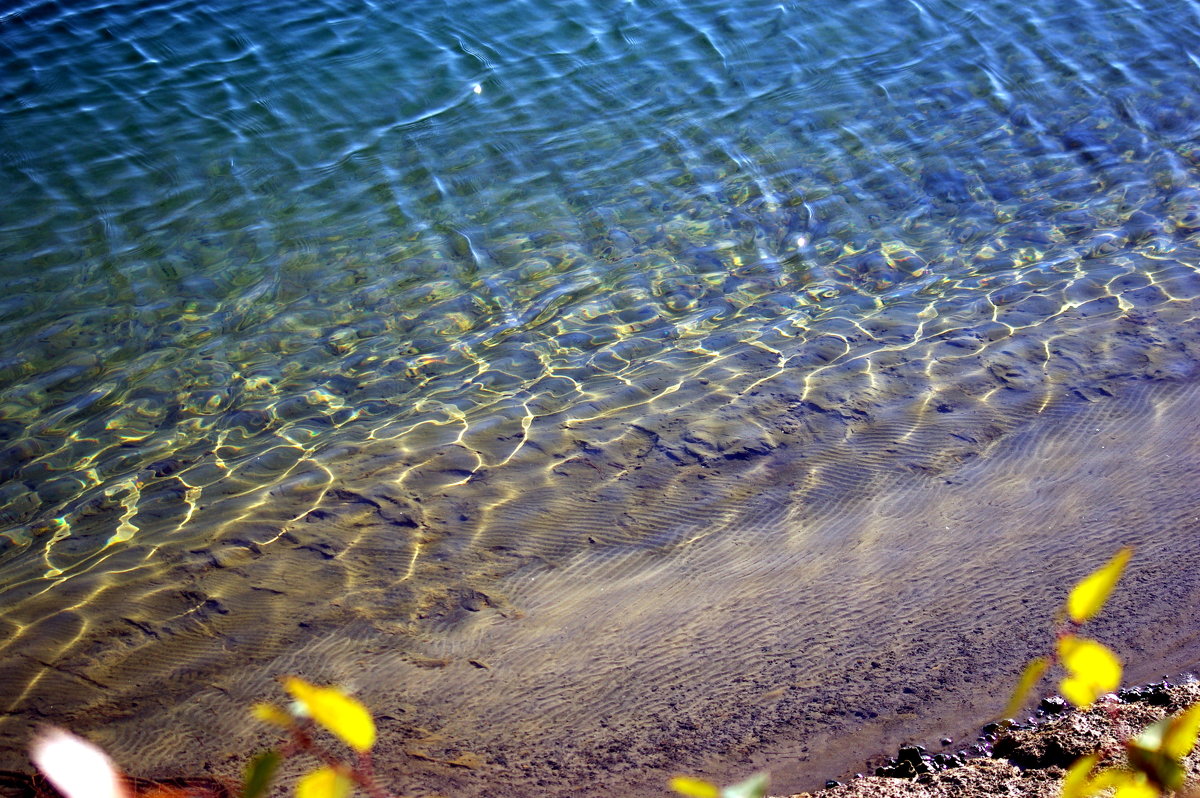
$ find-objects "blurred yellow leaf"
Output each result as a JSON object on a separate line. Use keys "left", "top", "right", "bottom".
{"left": 669, "top": 776, "right": 721, "bottom": 798}
{"left": 1061, "top": 754, "right": 1099, "bottom": 798}
{"left": 251, "top": 703, "right": 293, "bottom": 729}
{"left": 1003, "top": 656, "right": 1050, "bottom": 719}
{"left": 1135, "top": 716, "right": 1170, "bottom": 752}
{"left": 282, "top": 677, "right": 377, "bottom": 753}
{"left": 1067, "top": 547, "right": 1132, "bottom": 624}
{"left": 1129, "top": 707, "right": 1199, "bottom": 791}
{"left": 1163, "top": 702, "right": 1200, "bottom": 760}
{"left": 721, "top": 772, "right": 769, "bottom": 798}
{"left": 1058, "top": 636, "right": 1121, "bottom": 708}
{"left": 1090, "top": 769, "right": 1159, "bottom": 798}
{"left": 1116, "top": 781, "right": 1160, "bottom": 798}
{"left": 1066, "top": 760, "right": 1160, "bottom": 798}
{"left": 1126, "top": 740, "right": 1183, "bottom": 793}
{"left": 295, "top": 767, "right": 351, "bottom": 798}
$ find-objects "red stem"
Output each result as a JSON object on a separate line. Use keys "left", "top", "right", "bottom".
{"left": 288, "top": 724, "right": 400, "bottom": 798}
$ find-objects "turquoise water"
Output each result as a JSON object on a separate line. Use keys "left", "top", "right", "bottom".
{"left": 3, "top": 0, "right": 1200, "bottom": 793}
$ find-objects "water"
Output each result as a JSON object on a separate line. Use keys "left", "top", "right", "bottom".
{"left": 2, "top": 0, "right": 1200, "bottom": 793}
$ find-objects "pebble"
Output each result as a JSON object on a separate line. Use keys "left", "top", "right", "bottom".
{"left": 1117, "top": 682, "right": 1173, "bottom": 706}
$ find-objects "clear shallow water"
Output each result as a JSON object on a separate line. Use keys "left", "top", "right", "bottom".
{"left": 4, "top": 0, "right": 1199, "bottom": 571}
{"left": 2, "top": 0, "right": 1200, "bottom": 793}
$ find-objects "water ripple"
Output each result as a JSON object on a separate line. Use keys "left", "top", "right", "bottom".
{"left": 2, "top": 0, "right": 1200, "bottom": 791}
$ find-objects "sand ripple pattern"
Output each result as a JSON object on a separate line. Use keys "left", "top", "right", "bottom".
{"left": 1, "top": 0, "right": 1200, "bottom": 793}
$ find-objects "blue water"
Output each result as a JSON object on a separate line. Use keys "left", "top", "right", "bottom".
{"left": 3, "top": 0, "right": 1200, "bottom": 792}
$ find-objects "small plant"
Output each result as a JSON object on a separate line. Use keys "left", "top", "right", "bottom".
{"left": 1003, "top": 546, "right": 1131, "bottom": 719}
{"left": 1005, "top": 547, "right": 1200, "bottom": 798}
{"left": 244, "top": 676, "right": 393, "bottom": 798}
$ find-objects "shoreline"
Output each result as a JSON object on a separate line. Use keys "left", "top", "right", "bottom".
{"left": 779, "top": 679, "right": 1200, "bottom": 798}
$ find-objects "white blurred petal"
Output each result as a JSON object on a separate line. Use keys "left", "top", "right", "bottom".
{"left": 30, "top": 727, "right": 126, "bottom": 798}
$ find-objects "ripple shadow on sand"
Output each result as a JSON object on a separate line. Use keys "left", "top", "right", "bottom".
{"left": 2, "top": 273, "right": 1198, "bottom": 796}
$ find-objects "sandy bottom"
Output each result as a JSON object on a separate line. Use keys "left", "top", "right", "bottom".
{"left": 1, "top": 296, "right": 1199, "bottom": 798}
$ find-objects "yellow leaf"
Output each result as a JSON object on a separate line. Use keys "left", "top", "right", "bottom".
{"left": 1134, "top": 716, "right": 1170, "bottom": 753}
{"left": 1115, "top": 781, "right": 1160, "bottom": 798}
{"left": 669, "top": 776, "right": 721, "bottom": 798}
{"left": 1061, "top": 754, "right": 1099, "bottom": 798}
{"left": 295, "top": 766, "right": 351, "bottom": 798}
{"left": 1090, "top": 769, "right": 1159, "bottom": 798}
{"left": 282, "top": 677, "right": 377, "bottom": 753}
{"left": 722, "top": 772, "right": 769, "bottom": 798}
{"left": 1002, "top": 656, "right": 1051, "bottom": 720}
{"left": 1126, "top": 739, "right": 1184, "bottom": 793}
{"left": 252, "top": 703, "right": 294, "bottom": 729}
{"left": 1067, "top": 547, "right": 1132, "bottom": 624}
{"left": 1058, "top": 636, "right": 1121, "bottom": 708}
{"left": 1163, "top": 703, "right": 1200, "bottom": 760}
